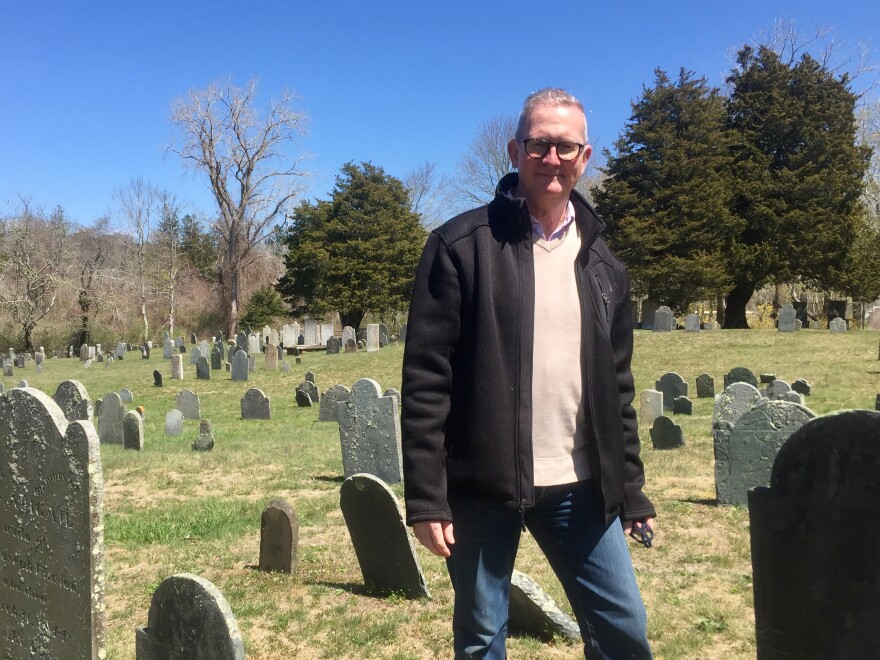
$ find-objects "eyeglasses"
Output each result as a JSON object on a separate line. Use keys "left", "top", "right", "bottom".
{"left": 516, "top": 138, "right": 586, "bottom": 162}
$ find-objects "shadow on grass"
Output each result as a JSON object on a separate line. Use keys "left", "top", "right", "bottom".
{"left": 311, "top": 580, "right": 415, "bottom": 600}
{"left": 677, "top": 497, "right": 718, "bottom": 507}
{"left": 314, "top": 474, "right": 345, "bottom": 483}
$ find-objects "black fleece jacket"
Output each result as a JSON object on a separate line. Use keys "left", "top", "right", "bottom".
{"left": 401, "top": 173, "right": 655, "bottom": 526}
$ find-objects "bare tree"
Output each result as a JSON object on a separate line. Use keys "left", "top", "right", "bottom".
{"left": 452, "top": 114, "right": 517, "bottom": 207}
{"left": 151, "top": 191, "right": 184, "bottom": 335}
{"left": 169, "top": 78, "right": 308, "bottom": 335}
{"left": 115, "top": 178, "right": 158, "bottom": 343}
{"left": 69, "top": 215, "right": 119, "bottom": 347}
{"left": 0, "top": 199, "right": 70, "bottom": 350}
{"left": 403, "top": 160, "right": 454, "bottom": 229}
{"left": 858, "top": 98, "right": 880, "bottom": 226}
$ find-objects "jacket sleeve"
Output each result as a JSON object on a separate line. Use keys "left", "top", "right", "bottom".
{"left": 401, "top": 231, "right": 460, "bottom": 525}
{"left": 611, "top": 266, "right": 656, "bottom": 521}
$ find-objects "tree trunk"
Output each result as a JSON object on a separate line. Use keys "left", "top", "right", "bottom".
{"left": 228, "top": 266, "right": 240, "bottom": 337}
{"left": 141, "top": 298, "right": 149, "bottom": 344}
{"left": 340, "top": 310, "right": 365, "bottom": 333}
{"left": 724, "top": 281, "right": 755, "bottom": 329}
{"left": 715, "top": 292, "right": 725, "bottom": 327}
{"left": 23, "top": 326, "right": 34, "bottom": 352}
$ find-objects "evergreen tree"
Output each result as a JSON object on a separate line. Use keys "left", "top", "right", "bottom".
{"left": 594, "top": 68, "right": 735, "bottom": 313}
{"left": 277, "top": 162, "right": 427, "bottom": 331}
{"left": 239, "top": 285, "right": 289, "bottom": 329}
{"left": 179, "top": 214, "right": 218, "bottom": 281}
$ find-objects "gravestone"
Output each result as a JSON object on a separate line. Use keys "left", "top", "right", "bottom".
{"left": 684, "top": 313, "right": 700, "bottom": 332}
{"left": 98, "top": 392, "right": 125, "bottom": 445}
{"left": 383, "top": 388, "right": 402, "bottom": 409}
{"left": 655, "top": 373, "right": 687, "bottom": 411}
{"left": 339, "top": 473, "right": 429, "bottom": 598}
{"left": 672, "top": 396, "right": 693, "bottom": 415}
{"left": 318, "top": 384, "right": 351, "bottom": 422}
{"left": 777, "top": 303, "right": 797, "bottom": 332}
{"left": 162, "top": 333, "right": 173, "bottom": 359}
{"left": 216, "top": 338, "right": 226, "bottom": 362}
{"left": 295, "top": 380, "right": 318, "bottom": 407}
{"left": 650, "top": 416, "right": 685, "bottom": 449}
{"left": 713, "top": 382, "right": 764, "bottom": 427}
{"left": 235, "top": 331, "right": 247, "bottom": 351}
{"left": 211, "top": 344, "right": 223, "bottom": 370}
{"left": 639, "top": 390, "right": 663, "bottom": 428}
{"left": 135, "top": 573, "right": 245, "bottom": 659}
{"left": 123, "top": 410, "right": 144, "bottom": 451}
{"left": 15, "top": 354, "right": 25, "bottom": 369}
{"left": 305, "top": 370, "right": 316, "bottom": 384}
{"left": 53, "top": 379, "right": 93, "bottom": 421}
{"left": 231, "top": 351, "right": 249, "bottom": 382}
{"left": 399, "top": 323, "right": 407, "bottom": 343}
{"left": 653, "top": 306, "right": 674, "bottom": 332}
{"left": 241, "top": 388, "right": 271, "bottom": 420}
{"left": 338, "top": 378, "right": 403, "bottom": 483}
{"left": 765, "top": 379, "right": 791, "bottom": 401}
{"left": 248, "top": 355, "right": 256, "bottom": 374}
{"left": 80, "top": 343, "right": 89, "bottom": 361}
{"left": 695, "top": 373, "right": 715, "bottom": 398}
{"left": 640, "top": 298, "right": 659, "bottom": 330}
{"left": 781, "top": 391, "right": 805, "bottom": 405}
{"left": 16, "top": 379, "right": 28, "bottom": 389}
{"left": 791, "top": 378, "right": 811, "bottom": 396}
{"left": 120, "top": 387, "right": 134, "bottom": 403}
{"left": 723, "top": 366, "right": 758, "bottom": 389}
{"left": 281, "top": 360, "right": 290, "bottom": 373}
{"left": 115, "top": 342, "right": 126, "bottom": 359}
{"left": 190, "top": 332, "right": 197, "bottom": 345}
{"left": 264, "top": 344, "right": 279, "bottom": 370}
{"left": 83, "top": 358, "right": 93, "bottom": 370}
{"left": 192, "top": 419, "right": 215, "bottom": 452}
{"left": 170, "top": 355, "right": 184, "bottom": 380}
{"left": 748, "top": 410, "right": 880, "bottom": 659}
{"left": 259, "top": 498, "right": 299, "bottom": 574}
{"left": 269, "top": 329, "right": 279, "bottom": 347}
{"left": 759, "top": 373, "right": 776, "bottom": 384}
{"left": 176, "top": 390, "right": 201, "bottom": 420}
{"left": 341, "top": 326, "right": 356, "bottom": 348}
{"left": 715, "top": 400, "right": 815, "bottom": 506}
{"left": 2, "top": 361, "right": 12, "bottom": 377}
{"left": 366, "top": 324, "right": 380, "bottom": 352}
{"left": 0, "top": 387, "right": 105, "bottom": 658}
{"left": 345, "top": 338, "right": 357, "bottom": 353}
{"left": 326, "top": 336, "right": 340, "bottom": 354}
{"left": 321, "top": 324, "right": 335, "bottom": 346}
{"left": 153, "top": 370, "right": 163, "bottom": 387}
{"left": 198, "top": 340, "right": 210, "bottom": 358}
{"left": 196, "top": 355, "right": 210, "bottom": 380}
{"left": 509, "top": 570, "right": 580, "bottom": 643}
{"left": 378, "top": 323, "right": 390, "bottom": 347}
{"left": 304, "top": 320, "right": 318, "bottom": 345}
{"left": 189, "top": 346, "right": 202, "bottom": 366}
{"left": 829, "top": 317, "right": 847, "bottom": 333}
{"left": 164, "top": 409, "right": 184, "bottom": 437}
{"left": 34, "top": 350, "right": 45, "bottom": 366}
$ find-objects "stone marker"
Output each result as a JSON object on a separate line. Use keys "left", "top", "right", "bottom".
{"left": 748, "top": 410, "right": 880, "bottom": 659}
{"left": 791, "top": 378, "right": 811, "bottom": 396}
{"left": 777, "top": 303, "right": 797, "bottom": 332}
{"left": 53, "top": 379, "right": 93, "bottom": 421}
{"left": 341, "top": 326, "right": 356, "bottom": 348}
{"left": 759, "top": 373, "right": 777, "bottom": 384}
{"left": 135, "top": 573, "right": 245, "bottom": 659}
{"left": 15, "top": 379, "right": 28, "bottom": 389}
{"left": 345, "top": 338, "right": 357, "bottom": 353}
{"left": 672, "top": 396, "right": 693, "bottom": 415}
{"left": 241, "top": 388, "right": 271, "bottom": 420}
{"left": 319, "top": 384, "right": 351, "bottom": 422}
{"left": 509, "top": 570, "right": 580, "bottom": 643}
{"left": 305, "top": 370, "right": 316, "bottom": 383}
{"left": 639, "top": 389, "right": 663, "bottom": 428}
{"left": 338, "top": 378, "right": 403, "bottom": 483}
{"left": 210, "top": 345, "right": 223, "bottom": 370}
{"left": 695, "top": 373, "right": 715, "bottom": 398}
{"left": 153, "top": 369, "right": 163, "bottom": 387}
{"left": 248, "top": 355, "right": 256, "bottom": 374}
{"left": 162, "top": 333, "right": 173, "bottom": 359}
{"left": 176, "top": 390, "right": 201, "bottom": 420}
{"left": 165, "top": 409, "right": 184, "bottom": 437}
{"left": 653, "top": 306, "right": 674, "bottom": 332}
{"left": 829, "top": 317, "right": 847, "bottom": 333}
{"left": 281, "top": 360, "right": 290, "bottom": 373}
{"left": 192, "top": 419, "right": 215, "bottom": 451}
{"left": 326, "top": 336, "right": 340, "bottom": 354}
{"left": 715, "top": 400, "right": 815, "bottom": 506}
{"left": 231, "top": 350, "right": 249, "bottom": 382}
{"left": 189, "top": 346, "right": 201, "bottom": 366}
{"left": 115, "top": 342, "right": 126, "bottom": 359}
{"left": 723, "top": 366, "right": 758, "bottom": 389}
{"left": 655, "top": 372, "right": 687, "bottom": 411}
{"left": 713, "top": 382, "right": 764, "bottom": 427}
{"left": 684, "top": 313, "right": 700, "bottom": 332}
{"left": 170, "top": 354, "right": 184, "bottom": 380}
{"left": 196, "top": 355, "right": 210, "bottom": 380}
{"left": 99, "top": 391, "right": 125, "bottom": 444}
{"left": 123, "top": 410, "right": 144, "bottom": 450}
{"left": 640, "top": 298, "right": 659, "bottom": 329}
{"left": 264, "top": 343, "right": 279, "bottom": 370}
{"left": 235, "top": 331, "right": 247, "bottom": 351}
{"left": 259, "top": 498, "right": 299, "bottom": 574}
{"left": 764, "top": 379, "right": 791, "bottom": 401}
{"left": 339, "top": 473, "right": 429, "bottom": 598}
{"left": 383, "top": 388, "right": 402, "bottom": 409}
{"left": 0, "top": 387, "right": 105, "bottom": 658}
{"left": 83, "top": 358, "right": 92, "bottom": 369}
{"left": 296, "top": 380, "right": 319, "bottom": 407}
{"left": 650, "top": 416, "right": 685, "bottom": 449}
{"left": 781, "top": 391, "right": 805, "bottom": 405}
{"left": 366, "top": 323, "right": 380, "bottom": 352}
{"left": 120, "top": 387, "right": 134, "bottom": 403}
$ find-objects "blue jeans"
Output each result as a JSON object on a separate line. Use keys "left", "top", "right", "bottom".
{"left": 447, "top": 481, "right": 652, "bottom": 659}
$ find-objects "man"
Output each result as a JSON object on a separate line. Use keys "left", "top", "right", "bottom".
{"left": 401, "top": 88, "right": 655, "bottom": 659}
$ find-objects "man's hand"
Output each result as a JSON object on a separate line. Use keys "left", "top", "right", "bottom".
{"left": 413, "top": 520, "right": 455, "bottom": 557}
{"left": 623, "top": 517, "right": 656, "bottom": 547}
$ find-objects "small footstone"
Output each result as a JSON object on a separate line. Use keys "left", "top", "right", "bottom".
{"left": 192, "top": 419, "right": 215, "bottom": 451}
{"left": 759, "top": 374, "right": 776, "bottom": 384}
{"left": 295, "top": 389, "right": 312, "bottom": 407}
{"left": 123, "top": 410, "right": 144, "bottom": 450}
{"left": 672, "top": 396, "right": 693, "bottom": 415}
{"left": 508, "top": 570, "right": 581, "bottom": 643}
{"left": 791, "top": 378, "right": 811, "bottom": 396}
{"left": 153, "top": 370, "right": 163, "bottom": 387}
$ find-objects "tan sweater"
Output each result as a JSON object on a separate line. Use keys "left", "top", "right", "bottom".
{"left": 531, "top": 223, "right": 590, "bottom": 486}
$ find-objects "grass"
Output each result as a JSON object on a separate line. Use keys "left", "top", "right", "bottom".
{"left": 4, "top": 329, "right": 879, "bottom": 658}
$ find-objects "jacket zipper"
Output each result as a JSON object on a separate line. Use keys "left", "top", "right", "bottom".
{"left": 594, "top": 273, "right": 610, "bottom": 323}
{"left": 514, "top": 222, "right": 525, "bottom": 524}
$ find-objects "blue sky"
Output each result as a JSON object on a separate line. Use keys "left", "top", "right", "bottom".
{"left": 1, "top": 1, "right": 878, "bottom": 226}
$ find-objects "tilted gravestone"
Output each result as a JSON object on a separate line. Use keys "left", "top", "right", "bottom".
{"left": 639, "top": 390, "right": 663, "bottom": 428}
{"left": 748, "top": 410, "right": 880, "bottom": 659}
{"left": 192, "top": 419, "right": 215, "bottom": 452}
{"left": 230, "top": 351, "right": 249, "bottom": 382}
{"left": 0, "top": 388, "right": 105, "bottom": 658}
{"left": 196, "top": 355, "right": 210, "bottom": 380}
{"left": 338, "top": 378, "right": 403, "bottom": 483}
{"left": 318, "top": 384, "right": 351, "bottom": 423}
{"left": 259, "top": 498, "right": 299, "bottom": 574}
{"left": 340, "top": 473, "right": 429, "bottom": 598}
{"left": 695, "top": 373, "right": 715, "bottom": 398}
{"left": 672, "top": 396, "right": 692, "bottom": 415}
{"left": 241, "top": 388, "right": 271, "bottom": 420}
{"left": 715, "top": 400, "right": 815, "bottom": 506}
{"left": 153, "top": 369, "right": 163, "bottom": 387}
{"left": 53, "top": 379, "right": 93, "bottom": 421}
{"left": 655, "top": 373, "right": 687, "bottom": 411}
{"left": 777, "top": 303, "right": 797, "bottom": 332}
{"left": 135, "top": 573, "right": 245, "bottom": 659}
{"left": 123, "top": 410, "right": 144, "bottom": 451}
{"left": 508, "top": 570, "right": 580, "bottom": 643}
{"left": 304, "top": 370, "right": 316, "bottom": 383}
{"left": 165, "top": 409, "right": 185, "bottom": 437}
{"left": 175, "top": 390, "right": 201, "bottom": 420}
{"left": 378, "top": 323, "right": 390, "bottom": 347}
{"left": 98, "top": 391, "right": 125, "bottom": 445}
{"left": 296, "top": 381, "right": 319, "bottom": 407}
{"left": 723, "top": 366, "right": 758, "bottom": 389}
{"left": 653, "top": 306, "right": 674, "bottom": 332}
{"left": 650, "top": 416, "right": 685, "bottom": 449}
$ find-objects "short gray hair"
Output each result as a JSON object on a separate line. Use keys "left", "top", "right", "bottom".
{"left": 515, "top": 88, "right": 588, "bottom": 142}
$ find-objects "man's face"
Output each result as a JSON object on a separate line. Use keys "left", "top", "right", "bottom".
{"left": 508, "top": 103, "right": 591, "bottom": 205}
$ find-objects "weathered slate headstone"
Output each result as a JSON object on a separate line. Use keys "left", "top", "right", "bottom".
{"left": 378, "top": 323, "right": 390, "bottom": 347}
{"left": 319, "top": 384, "right": 351, "bottom": 422}
{"left": 192, "top": 419, "right": 215, "bottom": 451}
{"left": 764, "top": 379, "right": 791, "bottom": 401}
{"left": 366, "top": 324, "right": 380, "bottom": 352}
{"left": 119, "top": 387, "right": 134, "bottom": 403}
{"left": 170, "top": 355, "right": 184, "bottom": 380}
{"left": 791, "top": 378, "right": 811, "bottom": 396}
{"left": 280, "top": 360, "right": 290, "bottom": 373}
{"left": 53, "top": 379, "right": 93, "bottom": 421}
{"left": 777, "top": 303, "right": 797, "bottom": 332}
{"left": 650, "top": 416, "right": 685, "bottom": 449}
{"left": 196, "top": 355, "right": 210, "bottom": 380}
{"left": 684, "top": 313, "right": 700, "bottom": 332}
{"left": 231, "top": 351, "right": 249, "bottom": 382}
{"left": 162, "top": 333, "right": 174, "bottom": 359}
{"left": 248, "top": 355, "right": 256, "bottom": 374}
{"left": 338, "top": 378, "right": 403, "bottom": 483}
{"left": 259, "top": 498, "right": 299, "bottom": 574}
{"left": 98, "top": 392, "right": 125, "bottom": 445}
{"left": 399, "top": 323, "right": 407, "bottom": 343}
{"left": 655, "top": 372, "right": 687, "bottom": 411}
{"left": 135, "top": 573, "right": 245, "bottom": 659}
{"left": 672, "top": 396, "right": 693, "bottom": 415}
{"left": 713, "top": 382, "right": 764, "bottom": 427}
{"left": 164, "top": 409, "right": 184, "bottom": 437}
{"left": 326, "top": 336, "right": 340, "bottom": 354}
{"left": 0, "top": 387, "right": 105, "bottom": 658}
{"left": 508, "top": 570, "right": 580, "bottom": 643}
{"left": 829, "top": 317, "right": 847, "bottom": 333}
{"left": 639, "top": 389, "right": 663, "bottom": 428}
{"left": 235, "top": 331, "right": 247, "bottom": 351}
{"left": 115, "top": 341, "right": 126, "bottom": 360}
{"left": 640, "top": 298, "right": 659, "bottom": 330}
{"left": 341, "top": 326, "right": 356, "bottom": 348}
{"left": 748, "top": 410, "right": 880, "bottom": 659}
{"left": 653, "top": 306, "right": 674, "bottom": 332}
{"left": 264, "top": 343, "right": 279, "bottom": 370}
{"left": 305, "top": 370, "right": 316, "bottom": 384}
{"left": 383, "top": 388, "right": 402, "bottom": 409}
{"left": 339, "top": 473, "right": 429, "bottom": 598}
{"left": 189, "top": 346, "right": 202, "bottom": 366}
{"left": 344, "top": 338, "right": 357, "bottom": 353}
{"left": 241, "top": 388, "right": 271, "bottom": 420}
{"left": 123, "top": 410, "right": 144, "bottom": 451}
{"left": 153, "top": 370, "right": 163, "bottom": 387}
{"left": 723, "top": 366, "right": 758, "bottom": 389}
{"left": 176, "top": 390, "right": 201, "bottom": 420}
{"left": 759, "top": 373, "right": 777, "bottom": 384}
{"left": 695, "top": 373, "right": 715, "bottom": 398}
{"left": 715, "top": 400, "right": 815, "bottom": 506}
{"left": 211, "top": 344, "right": 223, "bottom": 370}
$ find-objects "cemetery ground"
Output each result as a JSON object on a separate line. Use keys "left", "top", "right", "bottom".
{"left": 5, "top": 330, "right": 878, "bottom": 659}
